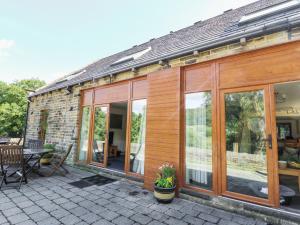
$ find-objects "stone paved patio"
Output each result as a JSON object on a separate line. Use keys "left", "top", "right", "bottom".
{"left": 0, "top": 166, "right": 268, "bottom": 225}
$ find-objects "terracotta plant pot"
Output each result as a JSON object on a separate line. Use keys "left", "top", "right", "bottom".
{"left": 154, "top": 185, "right": 176, "bottom": 203}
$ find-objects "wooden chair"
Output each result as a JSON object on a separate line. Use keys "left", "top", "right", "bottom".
{"left": 47, "top": 144, "right": 73, "bottom": 177}
{"left": 27, "top": 139, "right": 43, "bottom": 149}
{"left": 0, "top": 145, "right": 27, "bottom": 190}
{"left": 8, "top": 138, "right": 23, "bottom": 146}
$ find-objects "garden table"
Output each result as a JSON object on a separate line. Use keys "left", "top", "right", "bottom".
{"left": 23, "top": 148, "right": 53, "bottom": 176}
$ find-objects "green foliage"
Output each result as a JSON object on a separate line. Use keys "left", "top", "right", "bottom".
{"left": 42, "top": 144, "right": 55, "bottom": 159}
{"left": 155, "top": 163, "right": 176, "bottom": 188}
{"left": 93, "top": 108, "right": 106, "bottom": 141}
{"left": 131, "top": 112, "right": 143, "bottom": 143}
{"left": 225, "top": 91, "right": 265, "bottom": 153}
{"left": 155, "top": 175, "right": 174, "bottom": 188}
{"left": 185, "top": 92, "right": 212, "bottom": 148}
{"left": 43, "top": 143, "right": 56, "bottom": 150}
{"left": 0, "top": 79, "right": 46, "bottom": 137}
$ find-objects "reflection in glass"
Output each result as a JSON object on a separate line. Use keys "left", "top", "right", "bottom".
{"left": 185, "top": 92, "right": 212, "bottom": 190}
{"left": 79, "top": 107, "right": 91, "bottom": 161}
{"left": 92, "top": 107, "right": 108, "bottom": 163}
{"left": 225, "top": 90, "right": 268, "bottom": 198}
{"left": 130, "top": 99, "right": 147, "bottom": 175}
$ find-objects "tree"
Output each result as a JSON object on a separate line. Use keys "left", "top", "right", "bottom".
{"left": 0, "top": 78, "right": 46, "bottom": 137}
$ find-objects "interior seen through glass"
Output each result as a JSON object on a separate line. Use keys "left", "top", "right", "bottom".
{"left": 275, "top": 81, "right": 300, "bottom": 212}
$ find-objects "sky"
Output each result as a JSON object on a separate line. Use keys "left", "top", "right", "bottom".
{"left": 0, "top": 0, "right": 257, "bottom": 84}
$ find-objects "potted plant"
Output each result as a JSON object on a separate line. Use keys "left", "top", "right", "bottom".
{"left": 40, "top": 143, "right": 55, "bottom": 165}
{"left": 154, "top": 163, "right": 176, "bottom": 203}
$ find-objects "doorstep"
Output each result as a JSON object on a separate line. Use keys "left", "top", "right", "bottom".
{"left": 180, "top": 188, "right": 300, "bottom": 225}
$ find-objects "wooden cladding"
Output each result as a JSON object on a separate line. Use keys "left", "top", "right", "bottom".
{"left": 132, "top": 79, "right": 148, "bottom": 100}
{"left": 82, "top": 90, "right": 93, "bottom": 106}
{"left": 81, "top": 77, "right": 148, "bottom": 106}
{"left": 184, "top": 64, "right": 213, "bottom": 92}
{"left": 76, "top": 41, "right": 300, "bottom": 208}
{"left": 144, "top": 67, "right": 181, "bottom": 189}
{"left": 219, "top": 41, "right": 300, "bottom": 89}
{"left": 94, "top": 83, "right": 129, "bottom": 104}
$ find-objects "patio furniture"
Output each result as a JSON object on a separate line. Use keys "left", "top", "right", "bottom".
{"left": 9, "top": 138, "right": 23, "bottom": 146}
{"left": 26, "top": 139, "right": 44, "bottom": 168}
{"left": 23, "top": 148, "right": 53, "bottom": 176}
{"left": 249, "top": 182, "right": 295, "bottom": 205}
{"left": 0, "top": 145, "right": 27, "bottom": 190}
{"left": 278, "top": 168, "right": 300, "bottom": 191}
{"left": 46, "top": 144, "right": 73, "bottom": 176}
{"left": 27, "top": 139, "right": 43, "bottom": 149}
{"left": 0, "top": 137, "right": 10, "bottom": 145}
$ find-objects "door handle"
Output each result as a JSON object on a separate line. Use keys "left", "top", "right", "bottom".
{"left": 262, "top": 134, "right": 272, "bottom": 149}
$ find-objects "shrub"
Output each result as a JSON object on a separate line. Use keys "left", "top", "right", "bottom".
{"left": 155, "top": 163, "right": 176, "bottom": 188}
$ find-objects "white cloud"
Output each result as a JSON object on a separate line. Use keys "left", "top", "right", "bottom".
{"left": 0, "top": 39, "right": 15, "bottom": 59}
{"left": 0, "top": 39, "right": 15, "bottom": 49}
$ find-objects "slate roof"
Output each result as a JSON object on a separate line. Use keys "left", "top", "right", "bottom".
{"left": 32, "top": 0, "right": 300, "bottom": 96}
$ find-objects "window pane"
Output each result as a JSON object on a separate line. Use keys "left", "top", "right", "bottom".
{"left": 225, "top": 90, "right": 268, "bottom": 198}
{"left": 185, "top": 92, "right": 212, "bottom": 190}
{"left": 130, "top": 99, "right": 147, "bottom": 175}
{"left": 92, "top": 106, "right": 108, "bottom": 163}
{"left": 79, "top": 107, "right": 91, "bottom": 161}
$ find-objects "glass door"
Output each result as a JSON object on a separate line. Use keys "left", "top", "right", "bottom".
{"left": 220, "top": 85, "right": 275, "bottom": 206}
{"left": 90, "top": 105, "right": 110, "bottom": 167}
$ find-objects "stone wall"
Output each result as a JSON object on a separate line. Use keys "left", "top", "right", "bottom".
{"left": 26, "top": 87, "right": 82, "bottom": 163}
{"left": 26, "top": 28, "right": 300, "bottom": 165}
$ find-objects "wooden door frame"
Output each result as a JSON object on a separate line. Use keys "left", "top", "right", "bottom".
{"left": 125, "top": 98, "right": 147, "bottom": 179}
{"left": 76, "top": 105, "right": 92, "bottom": 165}
{"left": 220, "top": 84, "right": 276, "bottom": 207}
{"left": 88, "top": 104, "right": 110, "bottom": 168}
{"left": 181, "top": 89, "right": 217, "bottom": 195}
{"left": 180, "top": 63, "right": 218, "bottom": 195}
{"left": 78, "top": 76, "right": 148, "bottom": 178}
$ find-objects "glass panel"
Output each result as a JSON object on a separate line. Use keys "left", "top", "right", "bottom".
{"left": 225, "top": 90, "right": 268, "bottom": 198}
{"left": 130, "top": 99, "right": 147, "bottom": 175}
{"left": 92, "top": 106, "right": 108, "bottom": 163}
{"left": 79, "top": 107, "right": 91, "bottom": 161}
{"left": 185, "top": 92, "right": 213, "bottom": 190}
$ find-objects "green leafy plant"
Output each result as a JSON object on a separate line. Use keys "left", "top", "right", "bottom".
{"left": 155, "top": 163, "right": 176, "bottom": 188}
{"left": 0, "top": 79, "right": 46, "bottom": 138}
{"left": 42, "top": 143, "right": 55, "bottom": 159}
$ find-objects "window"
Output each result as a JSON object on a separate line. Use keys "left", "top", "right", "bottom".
{"left": 111, "top": 47, "right": 151, "bottom": 66}
{"left": 130, "top": 99, "right": 147, "bottom": 175}
{"left": 55, "top": 70, "right": 86, "bottom": 84}
{"left": 39, "top": 110, "right": 49, "bottom": 143}
{"left": 224, "top": 90, "right": 268, "bottom": 198}
{"left": 239, "top": 0, "right": 300, "bottom": 24}
{"left": 185, "top": 92, "right": 213, "bottom": 190}
{"left": 92, "top": 106, "right": 108, "bottom": 164}
{"left": 78, "top": 107, "right": 91, "bottom": 161}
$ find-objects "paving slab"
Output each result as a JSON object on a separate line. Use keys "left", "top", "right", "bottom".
{"left": 0, "top": 166, "right": 267, "bottom": 225}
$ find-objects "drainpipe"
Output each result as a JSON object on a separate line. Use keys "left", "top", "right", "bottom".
{"left": 22, "top": 98, "right": 31, "bottom": 148}
{"left": 23, "top": 89, "right": 35, "bottom": 148}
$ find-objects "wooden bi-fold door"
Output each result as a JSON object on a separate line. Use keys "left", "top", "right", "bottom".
{"left": 88, "top": 104, "right": 110, "bottom": 168}
{"left": 220, "top": 85, "right": 277, "bottom": 207}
